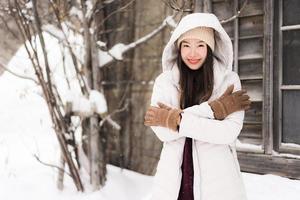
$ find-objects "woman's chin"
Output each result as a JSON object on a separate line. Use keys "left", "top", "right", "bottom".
{"left": 186, "top": 63, "right": 203, "bottom": 70}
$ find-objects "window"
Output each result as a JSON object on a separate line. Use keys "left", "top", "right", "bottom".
{"left": 274, "top": 0, "right": 300, "bottom": 154}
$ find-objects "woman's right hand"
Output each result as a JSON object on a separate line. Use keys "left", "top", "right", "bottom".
{"left": 208, "top": 84, "right": 251, "bottom": 120}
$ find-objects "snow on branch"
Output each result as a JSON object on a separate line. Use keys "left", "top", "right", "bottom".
{"left": 66, "top": 89, "right": 107, "bottom": 117}
{"left": 98, "top": 15, "right": 176, "bottom": 67}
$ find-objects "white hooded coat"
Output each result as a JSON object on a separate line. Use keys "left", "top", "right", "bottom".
{"left": 149, "top": 13, "right": 248, "bottom": 200}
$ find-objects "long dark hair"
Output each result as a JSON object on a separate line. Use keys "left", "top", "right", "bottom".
{"left": 177, "top": 45, "right": 214, "bottom": 109}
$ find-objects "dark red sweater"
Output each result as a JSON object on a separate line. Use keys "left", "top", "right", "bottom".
{"left": 177, "top": 137, "right": 194, "bottom": 200}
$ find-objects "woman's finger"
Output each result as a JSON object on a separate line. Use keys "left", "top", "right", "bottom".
{"left": 144, "top": 121, "right": 153, "bottom": 126}
{"left": 146, "top": 107, "right": 159, "bottom": 115}
{"left": 241, "top": 100, "right": 251, "bottom": 106}
{"left": 144, "top": 120, "right": 158, "bottom": 126}
{"left": 157, "top": 102, "right": 172, "bottom": 110}
{"left": 222, "top": 84, "right": 234, "bottom": 96}
{"left": 241, "top": 94, "right": 250, "bottom": 101}
{"left": 144, "top": 115, "right": 153, "bottom": 121}
{"left": 233, "top": 89, "right": 247, "bottom": 96}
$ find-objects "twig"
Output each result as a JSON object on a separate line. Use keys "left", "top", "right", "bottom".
{"left": 33, "top": 154, "right": 72, "bottom": 177}
{"left": 99, "top": 101, "right": 129, "bottom": 129}
{"left": 0, "top": 62, "right": 39, "bottom": 84}
{"left": 0, "top": 15, "right": 20, "bottom": 40}
{"left": 220, "top": 0, "right": 248, "bottom": 24}
{"left": 162, "top": 0, "right": 192, "bottom": 13}
{"left": 99, "top": 0, "right": 135, "bottom": 27}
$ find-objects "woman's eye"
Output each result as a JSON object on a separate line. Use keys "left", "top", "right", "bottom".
{"left": 182, "top": 44, "right": 189, "bottom": 47}
{"left": 198, "top": 44, "right": 204, "bottom": 47}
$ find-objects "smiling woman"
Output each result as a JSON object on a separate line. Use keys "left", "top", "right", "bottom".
{"left": 144, "top": 13, "right": 251, "bottom": 200}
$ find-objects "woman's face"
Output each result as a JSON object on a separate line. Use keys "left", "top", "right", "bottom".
{"left": 180, "top": 39, "right": 208, "bottom": 70}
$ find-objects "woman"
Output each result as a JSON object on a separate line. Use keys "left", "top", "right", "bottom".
{"left": 144, "top": 13, "right": 251, "bottom": 200}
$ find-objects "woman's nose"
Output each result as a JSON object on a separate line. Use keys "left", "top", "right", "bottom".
{"left": 189, "top": 47, "right": 198, "bottom": 57}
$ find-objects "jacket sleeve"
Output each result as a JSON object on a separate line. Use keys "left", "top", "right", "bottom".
{"left": 149, "top": 73, "right": 182, "bottom": 142}
{"left": 178, "top": 72, "right": 245, "bottom": 144}
{"left": 149, "top": 73, "right": 215, "bottom": 142}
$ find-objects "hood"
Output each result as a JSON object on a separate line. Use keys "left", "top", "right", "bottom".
{"left": 161, "top": 13, "right": 233, "bottom": 92}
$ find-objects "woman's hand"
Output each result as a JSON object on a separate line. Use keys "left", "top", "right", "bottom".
{"left": 208, "top": 84, "right": 251, "bottom": 120}
{"left": 144, "top": 102, "right": 182, "bottom": 131}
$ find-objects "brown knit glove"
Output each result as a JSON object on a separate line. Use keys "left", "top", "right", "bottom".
{"left": 144, "top": 102, "right": 182, "bottom": 131}
{"left": 209, "top": 84, "right": 251, "bottom": 120}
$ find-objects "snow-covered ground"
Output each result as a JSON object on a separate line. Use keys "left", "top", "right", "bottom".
{"left": 1, "top": 35, "right": 300, "bottom": 200}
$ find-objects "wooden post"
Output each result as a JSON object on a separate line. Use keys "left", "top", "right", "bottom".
{"left": 233, "top": 0, "right": 239, "bottom": 73}
{"left": 194, "top": 0, "right": 211, "bottom": 13}
{"left": 203, "top": 0, "right": 212, "bottom": 13}
{"left": 263, "top": 0, "right": 274, "bottom": 155}
{"left": 194, "top": 0, "right": 203, "bottom": 12}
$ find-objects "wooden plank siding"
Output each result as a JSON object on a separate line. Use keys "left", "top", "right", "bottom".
{"left": 238, "top": 152, "right": 300, "bottom": 179}
{"left": 213, "top": 0, "right": 264, "bottom": 146}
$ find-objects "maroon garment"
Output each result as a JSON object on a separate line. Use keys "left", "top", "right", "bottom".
{"left": 178, "top": 137, "right": 194, "bottom": 200}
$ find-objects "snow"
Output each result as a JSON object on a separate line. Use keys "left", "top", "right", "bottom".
{"left": 70, "top": 6, "right": 84, "bottom": 20}
{"left": 1, "top": 21, "right": 300, "bottom": 200}
{"left": 1, "top": 63, "right": 300, "bottom": 200}
{"left": 71, "top": 93, "right": 92, "bottom": 116}
{"left": 96, "top": 41, "right": 107, "bottom": 48}
{"left": 25, "top": 1, "right": 33, "bottom": 9}
{"left": 85, "top": 0, "right": 94, "bottom": 19}
{"left": 98, "top": 43, "right": 127, "bottom": 66}
{"left": 236, "top": 139, "right": 263, "bottom": 153}
{"left": 165, "top": 15, "right": 177, "bottom": 28}
{"left": 282, "top": 142, "right": 300, "bottom": 149}
{"left": 66, "top": 89, "right": 107, "bottom": 116}
{"left": 89, "top": 90, "right": 107, "bottom": 114}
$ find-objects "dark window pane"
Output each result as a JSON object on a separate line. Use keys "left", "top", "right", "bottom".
{"left": 283, "top": 0, "right": 300, "bottom": 26}
{"left": 282, "top": 91, "right": 300, "bottom": 145}
{"left": 282, "top": 30, "right": 300, "bottom": 85}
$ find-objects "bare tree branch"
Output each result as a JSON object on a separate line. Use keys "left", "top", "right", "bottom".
{"left": 99, "top": 101, "right": 129, "bottom": 130}
{"left": 220, "top": 0, "right": 248, "bottom": 24}
{"left": 0, "top": 62, "right": 39, "bottom": 84}
{"left": 99, "top": 0, "right": 135, "bottom": 27}
{"left": 97, "top": 14, "right": 178, "bottom": 67}
{"left": 162, "top": 0, "right": 192, "bottom": 13}
{"left": 33, "top": 154, "right": 72, "bottom": 177}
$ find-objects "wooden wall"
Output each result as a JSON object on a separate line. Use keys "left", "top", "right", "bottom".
{"left": 213, "top": 0, "right": 265, "bottom": 146}
{"left": 102, "top": 0, "right": 173, "bottom": 175}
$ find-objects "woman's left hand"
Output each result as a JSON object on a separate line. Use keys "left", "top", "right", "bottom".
{"left": 144, "top": 102, "right": 182, "bottom": 131}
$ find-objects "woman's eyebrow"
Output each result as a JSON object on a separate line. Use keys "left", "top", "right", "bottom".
{"left": 181, "top": 41, "right": 190, "bottom": 44}
{"left": 181, "top": 40, "right": 205, "bottom": 44}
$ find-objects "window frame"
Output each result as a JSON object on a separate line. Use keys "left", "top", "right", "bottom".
{"left": 274, "top": 0, "right": 300, "bottom": 155}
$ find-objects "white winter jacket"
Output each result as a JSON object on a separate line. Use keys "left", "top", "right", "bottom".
{"left": 149, "top": 13, "right": 248, "bottom": 200}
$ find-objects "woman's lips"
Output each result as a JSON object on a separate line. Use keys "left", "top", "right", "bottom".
{"left": 188, "top": 59, "right": 200, "bottom": 64}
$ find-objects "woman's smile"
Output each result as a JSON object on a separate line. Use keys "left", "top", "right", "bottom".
{"left": 187, "top": 59, "right": 201, "bottom": 64}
